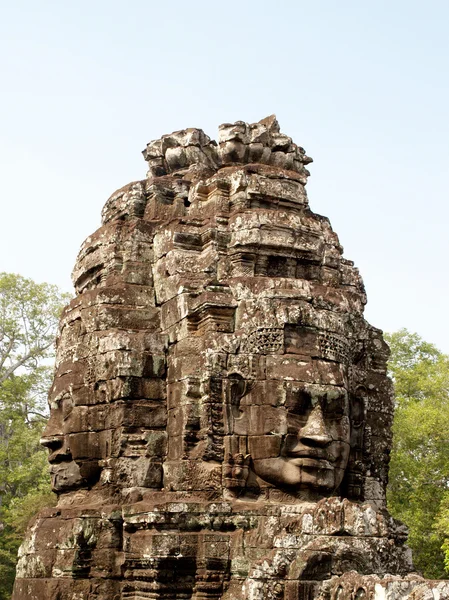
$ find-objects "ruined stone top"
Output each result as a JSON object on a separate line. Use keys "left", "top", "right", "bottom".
{"left": 99, "top": 115, "right": 316, "bottom": 228}
{"left": 142, "top": 114, "right": 312, "bottom": 181}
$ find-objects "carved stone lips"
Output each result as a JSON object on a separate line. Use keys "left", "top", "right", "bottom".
{"left": 287, "top": 450, "right": 335, "bottom": 469}
{"left": 288, "top": 456, "right": 334, "bottom": 470}
{"left": 48, "top": 451, "right": 69, "bottom": 464}
{"left": 288, "top": 448, "right": 334, "bottom": 460}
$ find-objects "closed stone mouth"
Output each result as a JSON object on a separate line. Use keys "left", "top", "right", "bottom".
{"left": 48, "top": 453, "right": 72, "bottom": 464}
{"left": 288, "top": 457, "right": 334, "bottom": 470}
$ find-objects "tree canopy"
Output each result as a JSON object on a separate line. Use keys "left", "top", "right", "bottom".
{"left": 386, "top": 328, "right": 449, "bottom": 579}
{"left": 0, "top": 273, "right": 70, "bottom": 599}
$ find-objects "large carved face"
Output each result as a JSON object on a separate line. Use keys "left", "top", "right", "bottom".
{"left": 234, "top": 384, "right": 350, "bottom": 493}
{"left": 226, "top": 324, "right": 353, "bottom": 496}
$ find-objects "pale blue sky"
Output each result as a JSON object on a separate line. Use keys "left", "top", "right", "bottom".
{"left": 1, "top": 1, "right": 448, "bottom": 350}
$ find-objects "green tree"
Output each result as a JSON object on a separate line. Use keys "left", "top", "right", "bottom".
{"left": 386, "top": 328, "right": 449, "bottom": 579}
{"left": 0, "top": 273, "right": 70, "bottom": 599}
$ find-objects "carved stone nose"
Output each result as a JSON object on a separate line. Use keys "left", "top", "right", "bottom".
{"left": 40, "top": 434, "right": 63, "bottom": 450}
{"left": 299, "top": 405, "right": 332, "bottom": 447}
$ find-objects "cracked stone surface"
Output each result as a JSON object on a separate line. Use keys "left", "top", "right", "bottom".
{"left": 12, "top": 117, "right": 449, "bottom": 599}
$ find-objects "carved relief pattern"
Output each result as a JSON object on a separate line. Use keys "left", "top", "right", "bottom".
{"left": 241, "top": 327, "right": 284, "bottom": 354}
{"left": 319, "top": 332, "right": 352, "bottom": 364}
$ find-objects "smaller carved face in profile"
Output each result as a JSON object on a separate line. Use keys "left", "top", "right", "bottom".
{"left": 41, "top": 394, "right": 82, "bottom": 492}
{"left": 231, "top": 383, "right": 351, "bottom": 495}
{"left": 40, "top": 391, "right": 104, "bottom": 493}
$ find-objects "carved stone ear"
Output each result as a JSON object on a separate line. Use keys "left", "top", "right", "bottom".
{"left": 343, "top": 387, "right": 367, "bottom": 500}
{"left": 228, "top": 373, "right": 247, "bottom": 419}
{"left": 351, "top": 387, "right": 366, "bottom": 430}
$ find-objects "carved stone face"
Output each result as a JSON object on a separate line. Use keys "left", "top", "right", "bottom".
{"left": 40, "top": 393, "right": 101, "bottom": 492}
{"left": 41, "top": 344, "right": 167, "bottom": 493}
{"left": 281, "top": 388, "right": 350, "bottom": 492}
{"left": 227, "top": 321, "right": 353, "bottom": 496}
{"left": 233, "top": 382, "right": 351, "bottom": 494}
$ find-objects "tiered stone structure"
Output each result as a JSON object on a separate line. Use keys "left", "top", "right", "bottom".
{"left": 12, "top": 117, "right": 448, "bottom": 599}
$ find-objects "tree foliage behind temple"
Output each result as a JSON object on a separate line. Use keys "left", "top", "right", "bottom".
{"left": 0, "top": 273, "right": 70, "bottom": 599}
{"left": 386, "top": 329, "right": 449, "bottom": 579}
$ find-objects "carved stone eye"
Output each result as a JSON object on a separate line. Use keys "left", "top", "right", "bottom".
{"left": 60, "top": 395, "right": 73, "bottom": 422}
{"left": 286, "top": 390, "right": 311, "bottom": 415}
{"left": 323, "top": 396, "right": 346, "bottom": 419}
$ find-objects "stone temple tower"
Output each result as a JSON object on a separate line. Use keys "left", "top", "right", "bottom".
{"left": 12, "top": 117, "right": 449, "bottom": 599}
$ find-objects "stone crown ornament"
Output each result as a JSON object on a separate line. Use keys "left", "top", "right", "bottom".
{"left": 13, "top": 117, "right": 448, "bottom": 600}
